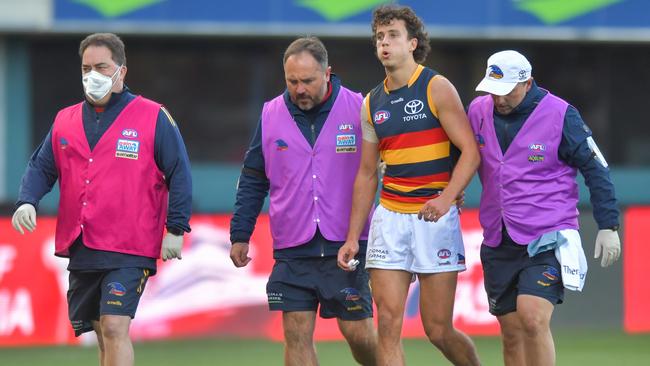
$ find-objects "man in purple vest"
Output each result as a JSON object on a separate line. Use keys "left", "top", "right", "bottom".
{"left": 11, "top": 33, "right": 192, "bottom": 366}
{"left": 229, "top": 37, "right": 377, "bottom": 365}
{"left": 468, "top": 50, "right": 621, "bottom": 366}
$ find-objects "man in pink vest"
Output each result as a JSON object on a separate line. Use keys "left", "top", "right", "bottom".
{"left": 468, "top": 50, "right": 621, "bottom": 366}
{"left": 11, "top": 33, "right": 192, "bottom": 366}
{"left": 229, "top": 37, "right": 377, "bottom": 365}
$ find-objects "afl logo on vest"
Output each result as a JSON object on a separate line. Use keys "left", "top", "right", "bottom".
{"left": 403, "top": 99, "right": 427, "bottom": 122}
{"left": 374, "top": 110, "right": 390, "bottom": 125}
{"left": 121, "top": 128, "right": 138, "bottom": 138}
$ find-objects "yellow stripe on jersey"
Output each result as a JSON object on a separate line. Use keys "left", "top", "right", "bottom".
{"left": 161, "top": 106, "right": 177, "bottom": 127}
{"left": 384, "top": 181, "right": 449, "bottom": 193}
{"left": 426, "top": 75, "right": 443, "bottom": 118}
{"left": 380, "top": 198, "right": 425, "bottom": 213}
{"left": 407, "top": 64, "right": 425, "bottom": 88}
{"left": 380, "top": 196, "right": 458, "bottom": 214}
{"left": 381, "top": 141, "right": 450, "bottom": 165}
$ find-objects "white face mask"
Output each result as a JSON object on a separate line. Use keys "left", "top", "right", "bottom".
{"left": 82, "top": 65, "right": 122, "bottom": 102}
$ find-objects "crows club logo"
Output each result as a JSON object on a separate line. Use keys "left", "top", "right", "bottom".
{"left": 275, "top": 139, "right": 288, "bottom": 151}
{"left": 476, "top": 134, "right": 485, "bottom": 148}
{"left": 488, "top": 65, "right": 504, "bottom": 80}
{"left": 542, "top": 266, "right": 559, "bottom": 281}
{"left": 107, "top": 282, "right": 126, "bottom": 296}
{"left": 341, "top": 287, "right": 361, "bottom": 301}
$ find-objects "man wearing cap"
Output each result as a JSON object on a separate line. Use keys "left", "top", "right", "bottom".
{"left": 467, "top": 50, "right": 621, "bottom": 365}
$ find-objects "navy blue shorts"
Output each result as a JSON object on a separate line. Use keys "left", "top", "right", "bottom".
{"left": 480, "top": 237, "right": 563, "bottom": 316}
{"left": 266, "top": 257, "right": 373, "bottom": 320}
{"left": 67, "top": 268, "right": 152, "bottom": 336}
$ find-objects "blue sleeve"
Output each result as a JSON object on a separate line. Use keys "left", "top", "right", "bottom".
{"left": 559, "top": 106, "right": 619, "bottom": 229}
{"left": 230, "top": 118, "right": 270, "bottom": 244}
{"left": 154, "top": 107, "right": 192, "bottom": 233}
{"left": 16, "top": 129, "right": 59, "bottom": 210}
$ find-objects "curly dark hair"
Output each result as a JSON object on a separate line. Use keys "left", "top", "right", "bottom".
{"left": 371, "top": 4, "right": 431, "bottom": 64}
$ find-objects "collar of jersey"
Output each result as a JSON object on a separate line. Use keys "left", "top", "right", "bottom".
{"left": 383, "top": 64, "right": 424, "bottom": 94}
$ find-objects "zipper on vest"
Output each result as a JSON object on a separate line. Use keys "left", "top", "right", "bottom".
{"left": 320, "top": 240, "right": 325, "bottom": 257}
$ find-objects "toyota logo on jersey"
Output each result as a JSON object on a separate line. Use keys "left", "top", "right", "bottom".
{"left": 404, "top": 100, "right": 424, "bottom": 115}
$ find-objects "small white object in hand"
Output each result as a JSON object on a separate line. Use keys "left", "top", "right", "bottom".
{"left": 348, "top": 259, "right": 360, "bottom": 271}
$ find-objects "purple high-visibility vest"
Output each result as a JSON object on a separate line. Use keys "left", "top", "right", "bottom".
{"left": 261, "top": 87, "right": 370, "bottom": 249}
{"left": 468, "top": 92, "right": 579, "bottom": 247}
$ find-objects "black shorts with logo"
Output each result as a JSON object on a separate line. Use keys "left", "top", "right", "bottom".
{"left": 480, "top": 235, "right": 563, "bottom": 316}
{"left": 67, "top": 267, "right": 152, "bottom": 336}
{"left": 266, "top": 256, "right": 373, "bottom": 320}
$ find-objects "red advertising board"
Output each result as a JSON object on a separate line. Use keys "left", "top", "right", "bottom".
{"left": 623, "top": 207, "right": 650, "bottom": 333}
{"left": 0, "top": 211, "right": 499, "bottom": 346}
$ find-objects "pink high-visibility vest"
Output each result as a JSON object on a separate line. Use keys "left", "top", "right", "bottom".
{"left": 51, "top": 96, "right": 168, "bottom": 258}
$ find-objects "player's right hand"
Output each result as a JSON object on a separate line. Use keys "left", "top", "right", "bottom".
{"left": 230, "top": 242, "right": 252, "bottom": 268}
{"left": 337, "top": 240, "right": 359, "bottom": 271}
{"left": 12, "top": 203, "right": 36, "bottom": 234}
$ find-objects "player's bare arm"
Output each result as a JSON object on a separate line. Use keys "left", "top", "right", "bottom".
{"left": 419, "top": 76, "right": 480, "bottom": 222}
{"left": 338, "top": 139, "right": 380, "bottom": 270}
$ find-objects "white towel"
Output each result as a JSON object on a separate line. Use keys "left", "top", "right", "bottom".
{"left": 554, "top": 229, "right": 588, "bottom": 292}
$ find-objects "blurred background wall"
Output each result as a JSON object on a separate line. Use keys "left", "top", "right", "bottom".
{"left": 0, "top": 0, "right": 648, "bottom": 343}
{"left": 0, "top": 0, "right": 648, "bottom": 213}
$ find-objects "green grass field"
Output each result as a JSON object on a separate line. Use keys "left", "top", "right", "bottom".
{"left": 1, "top": 330, "right": 648, "bottom": 365}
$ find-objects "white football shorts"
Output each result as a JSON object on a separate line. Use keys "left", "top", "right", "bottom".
{"left": 365, "top": 205, "right": 466, "bottom": 273}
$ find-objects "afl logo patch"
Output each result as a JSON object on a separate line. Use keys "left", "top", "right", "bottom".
{"left": 374, "top": 110, "right": 390, "bottom": 124}
{"left": 121, "top": 129, "right": 138, "bottom": 138}
{"left": 437, "top": 249, "right": 451, "bottom": 259}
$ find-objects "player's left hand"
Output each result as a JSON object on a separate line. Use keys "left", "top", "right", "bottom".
{"left": 418, "top": 194, "right": 453, "bottom": 222}
{"left": 594, "top": 229, "right": 621, "bottom": 267}
{"left": 161, "top": 232, "right": 183, "bottom": 261}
